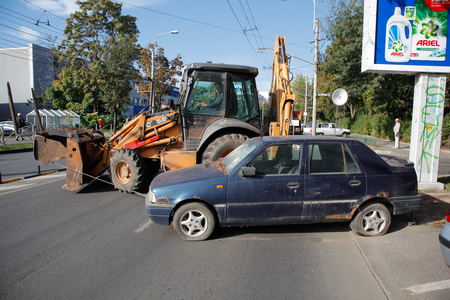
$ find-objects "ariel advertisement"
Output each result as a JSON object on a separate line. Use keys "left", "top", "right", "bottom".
{"left": 371, "top": 0, "right": 450, "bottom": 71}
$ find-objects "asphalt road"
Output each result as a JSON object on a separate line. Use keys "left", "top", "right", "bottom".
{"left": 0, "top": 173, "right": 449, "bottom": 299}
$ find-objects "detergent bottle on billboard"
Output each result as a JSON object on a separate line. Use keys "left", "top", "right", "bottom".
{"left": 410, "top": 0, "right": 447, "bottom": 61}
{"left": 385, "top": 7, "right": 412, "bottom": 63}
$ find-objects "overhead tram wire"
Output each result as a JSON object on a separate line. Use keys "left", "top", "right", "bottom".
{"left": 23, "top": 0, "right": 66, "bottom": 21}
{"left": 239, "top": 0, "right": 271, "bottom": 67}
{"left": 118, "top": 0, "right": 308, "bottom": 51}
{"left": 0, "top": 6, "right": 65, "bottom": 32}
{"left": 0, "top": 13, "right": 65, "bottom": 39}
{"left": 226, "top": 0, "right": 269, "bottom": 79}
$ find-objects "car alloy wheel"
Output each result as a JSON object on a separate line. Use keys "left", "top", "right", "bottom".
{"left": 173, "top": 202, "right": 216, "bottom": 241}
{"left": 350, "top": 203, "right": 391, "bottom": 236}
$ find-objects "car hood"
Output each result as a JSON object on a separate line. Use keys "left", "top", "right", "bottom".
{"left": 150, "top": 163, "right": 226, "bottom": 189}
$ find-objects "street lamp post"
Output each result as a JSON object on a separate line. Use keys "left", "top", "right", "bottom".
{"left": 151, "top": 30, "right": 178, "bottom": 113}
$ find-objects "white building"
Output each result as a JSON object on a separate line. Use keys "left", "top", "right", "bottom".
{"left": 1, "top": 44, "right": 180, "bottom": 124}
{"left": 0, "top": 43, "right": 56, "bottom": 121}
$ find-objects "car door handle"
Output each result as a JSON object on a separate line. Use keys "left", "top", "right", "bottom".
{"left": 287, "top": 182, "right": 300, "bottom": 189}
{"left": 349, "top": 180, "right": 361, "bottom": 186}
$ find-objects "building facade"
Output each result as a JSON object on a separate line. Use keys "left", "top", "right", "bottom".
{"left": 0, "top": 43, "right": 56, "bottom": 121}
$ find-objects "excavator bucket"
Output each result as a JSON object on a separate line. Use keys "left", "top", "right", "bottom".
{"left": 34, "top": 128, "right": 107, "bottom": 191}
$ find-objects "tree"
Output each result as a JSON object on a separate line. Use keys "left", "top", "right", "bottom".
{"left": 139, "top": 44, "right": 183, "bottom": 111}
{"left": 320, "top": 0, "right": 416, "bottom": 120}
{"left": 290, "top": 73, "right": 312, "bottom": 121}
{"left": 48, "top": 0, "right": 140, "bottom": 128}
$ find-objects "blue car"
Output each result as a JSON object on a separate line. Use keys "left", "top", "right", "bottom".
{"left": 146, "top": 136, "right": 422, "bottom": 241}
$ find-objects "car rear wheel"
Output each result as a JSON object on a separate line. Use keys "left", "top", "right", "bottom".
{"left": 350, "top": 203, "right": 391, "bottom": 236}
{"left": 173, "top": 203, "right": 216, "bottom": 241}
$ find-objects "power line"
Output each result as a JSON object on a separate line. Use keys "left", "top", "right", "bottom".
{"left": 226, "top": 0, "right": 268, "bottom": 78}
{"left": 23, "top": 0, "right": 66, "bottom": 21}
{"left": 0, "top": 12, "right": 64, "bottom": 39}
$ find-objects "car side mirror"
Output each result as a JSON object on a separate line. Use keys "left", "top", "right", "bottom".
{"left": 237, "top": 166, "right": 256, "bottom": 177}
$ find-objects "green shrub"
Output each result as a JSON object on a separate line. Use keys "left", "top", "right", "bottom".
{"left": 442, "top": 115, "right": 450, "bottom": 146}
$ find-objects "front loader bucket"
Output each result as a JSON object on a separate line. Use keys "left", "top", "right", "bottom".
{"left": 34, "top": 128, "right": 107, "bottom": 191}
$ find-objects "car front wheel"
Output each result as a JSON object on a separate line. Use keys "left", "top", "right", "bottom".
{"left": 173, "top": 203, "right": 216, "bottom": 241}
{"left": 350, "top": 203, "right": 391, "bottom": 236}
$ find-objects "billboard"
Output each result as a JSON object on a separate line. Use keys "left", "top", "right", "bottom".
{"left": 362, "top": 0, "right": 450, "bottom": 74}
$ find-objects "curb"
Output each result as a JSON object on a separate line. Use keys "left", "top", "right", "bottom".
{"left": 0, "top": 169, "right": 65, "bottom": 184}
{"left": 0, "top": 147, "right": 33, "bottom": 154}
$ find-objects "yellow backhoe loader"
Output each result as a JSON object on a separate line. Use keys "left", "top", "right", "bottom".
{"left": 20, "top": 36, "right": 295, "bottom": 192}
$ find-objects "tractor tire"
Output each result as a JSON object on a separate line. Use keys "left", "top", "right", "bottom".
{"left": 201, "top": 133, "right": 248, "bottom": 163}
{"left": 110, "top": 149, "right": 151, "bottom": 193}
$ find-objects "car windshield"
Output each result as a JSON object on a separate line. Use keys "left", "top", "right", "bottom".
{"left": 222, "top": 139, "right": 262, "bottom": 173}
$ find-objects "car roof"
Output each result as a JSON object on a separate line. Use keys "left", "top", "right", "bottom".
{"left": 185, "top": 62, "right": 259, "bottom": 76}
{"left": 254, "top": 135, "right": 355, "bottom": 143}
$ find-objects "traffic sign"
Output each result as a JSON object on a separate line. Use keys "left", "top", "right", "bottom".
{"left": 317, "top": 93, "right": 330, "bottom": 97}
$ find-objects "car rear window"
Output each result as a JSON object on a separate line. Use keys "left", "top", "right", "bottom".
{"left": 309, "top": 143, "right": 360, "bottom": 174}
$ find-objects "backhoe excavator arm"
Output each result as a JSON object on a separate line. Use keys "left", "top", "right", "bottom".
{"left": 268, "top": 36, "right": 296, "bottom": 136}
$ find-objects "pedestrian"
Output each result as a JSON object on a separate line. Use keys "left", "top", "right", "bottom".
{"left": 393, "top": 118, "right": 401, "bottom": 149}
{"left": 15, "top": 113, "right": 25, "bottom": 141}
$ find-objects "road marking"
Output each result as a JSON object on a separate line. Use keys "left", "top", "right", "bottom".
{"left": 0, "top": 173, "right": 66, "bottom": 197}
{"left": 134, "top": 219, "right": 153, "bottom": 233}
{"left": 404, "top": 279, "right": 450, "bottom": 295}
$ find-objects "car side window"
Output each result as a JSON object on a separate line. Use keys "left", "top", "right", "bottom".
{"left": 247, "top": 144, "right": 302, "bottom": 175}
{"left": 309, "top": 143, "right": 359, "bottom": 174}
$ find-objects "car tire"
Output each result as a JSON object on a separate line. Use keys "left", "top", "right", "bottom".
{"left": 350, "top": 203, "right": 391, "bottom": 236}
{"left": 110, "top": 149, "right": 150, "bottom": 193}
{"left": 342, "top": 132, "right": 348, "bottom": 138}
{"left": 202, "top": 133, "right": 248, "bottom": 163}
{"left": 173, "top": 202, "right": 216, "bottom": 241}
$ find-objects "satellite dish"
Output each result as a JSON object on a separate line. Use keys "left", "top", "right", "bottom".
{"left": 332, "top": 88, "right": 348, "bottom": 106}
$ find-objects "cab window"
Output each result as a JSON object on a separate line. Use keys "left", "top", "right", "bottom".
{"left": 186, "top": 72, "right": 225, "bottom": 116}
{"left": 228, "top": 73, "right": 260, "bottom": 123}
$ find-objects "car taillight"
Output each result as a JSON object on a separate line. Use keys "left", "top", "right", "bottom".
{"left": 447, "top": 205, "right": 450, "bottom": 223}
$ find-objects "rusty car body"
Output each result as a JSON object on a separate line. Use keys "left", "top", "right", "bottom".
{"left": 146, "top": 135, "right": 422, "bottom": 241}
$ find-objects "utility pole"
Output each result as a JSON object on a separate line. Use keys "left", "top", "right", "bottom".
{"left": 312, "top": 18, "right": 319, "bottom": 135}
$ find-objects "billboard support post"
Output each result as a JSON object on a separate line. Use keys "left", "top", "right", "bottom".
{"left": 409, "top": 73, "right": 446, "bottom": 190}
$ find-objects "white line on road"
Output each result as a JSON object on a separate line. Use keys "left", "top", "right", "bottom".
{"left": 0, "top": 173, "right": 66, "bottom": 197}
{"left": 134, "top": 219, "right": 153, "bottom": 233}
{"left": 404, "top": 279, "right": 450, "bottom": 295}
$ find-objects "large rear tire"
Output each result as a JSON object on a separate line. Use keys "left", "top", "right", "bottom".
{"left": 201, "top": 133, "right": 248, "bottom": 163}
{"left": 110, "top": 149, "right": 151, "bottom": 193}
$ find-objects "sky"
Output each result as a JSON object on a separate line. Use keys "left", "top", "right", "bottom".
{"left": 1, "top": 0, "right": 331, "bottom": 91}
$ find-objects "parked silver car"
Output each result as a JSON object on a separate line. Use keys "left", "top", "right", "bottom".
{"left": 0, "top": 121, "right": 35, "bottom": 135}
{"left": 303, "top": 122, "right": 351, "bottom": 137}
{"left": 439, "top": 205, "right": 450, "bottom": 266}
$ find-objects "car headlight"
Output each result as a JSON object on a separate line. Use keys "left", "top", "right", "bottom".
{"left": 145, "top": 191, "right": 157, "bottom": 206}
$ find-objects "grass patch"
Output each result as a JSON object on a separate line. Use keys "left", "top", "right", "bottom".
{"left": 0, "top": 143, "right": 33, "bottom": 151}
